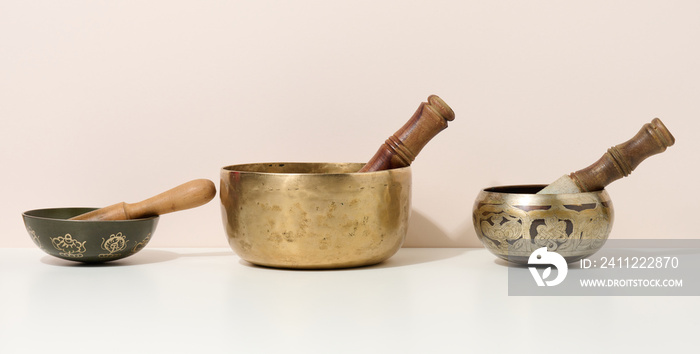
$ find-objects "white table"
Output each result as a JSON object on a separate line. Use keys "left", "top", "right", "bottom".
{"left": 0, "top": 248, "right": 695, "bottom": 353}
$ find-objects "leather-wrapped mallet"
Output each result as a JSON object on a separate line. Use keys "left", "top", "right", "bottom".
{"left": 359, "top": 95, "right": 455, "bottom": 172}
{"left": 70, "top": 179, "right": 216, "bottom": 220}
{"left": 538, "top": 118, "right": 675, "bottom": 194}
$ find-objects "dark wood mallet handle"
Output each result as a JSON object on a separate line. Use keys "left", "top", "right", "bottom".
{"left": 569, "top": 118, "right": 675, "bottom": 192}
{"left": 359, "top": 95, "right": 455, "bottom": 172}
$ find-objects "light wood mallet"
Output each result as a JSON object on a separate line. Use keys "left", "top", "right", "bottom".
{"left": 70, "top": 179, "right": 217, "bottom": 221}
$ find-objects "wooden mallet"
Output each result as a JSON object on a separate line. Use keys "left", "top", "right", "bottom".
{"left": 538, "top": 118, "right": 675, "bottom": 194}
{"left": 70, "top": 179, "right": 216, "bottom": 221}
{"left": 359, "top": 95, "right": 455, "bottom": 172}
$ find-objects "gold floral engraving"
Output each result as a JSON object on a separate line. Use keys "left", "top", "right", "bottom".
{"left": 474, "top": 196, "right": 611, "bottom": 259}
{"left": 27, "top": 227, "right": 43, "bottom": 250}
{"left": 480, "top": 213, "right": 523, "bottom": 250}
{"left": 99, "top": 232, "right": 129, "bottom": 258}
{"left": 50, "top": 234, "right": 87, "bottom": 258}
{"left": 534, "top": 216, "right": 569, "bottom": 250}
{"left": 575, "top": 215, "right": 610, "bottom": 251}
{"left": 131, "top": 234, "right": 151, "bottom": 254}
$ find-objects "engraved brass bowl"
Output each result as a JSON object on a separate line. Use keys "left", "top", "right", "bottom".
{"left": 22, "top": 208, "right": 159, "bottom": 263}
{"left": 220, "top": 163, "right": 411, "bottom": 269}
{"left": 473, "top": 185, "right": 613, "bottom": 264}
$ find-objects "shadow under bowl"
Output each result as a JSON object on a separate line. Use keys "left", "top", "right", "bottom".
{"left": 22, "top": 208, "right": 159, "bottom": 263}
{"left": 220, "top": 162, "right": 412, "bottom": 269}
{"left": 472, "top": 185, "right": 614, "bottom": 265}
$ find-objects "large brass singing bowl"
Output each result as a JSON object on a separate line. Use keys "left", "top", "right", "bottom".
{"left": 473, "top": 185, "right": 614, "bottom": 264}
{"left": 220, "top": 163, "right": 411, "bottom": 269}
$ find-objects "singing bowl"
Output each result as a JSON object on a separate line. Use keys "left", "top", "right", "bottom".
{"left": 472, "top": 185, "right": 614, "bottom": 264}
{"left": 220, "top": 162, "right": 411, "bottom": 269}
{"left": 22, "top": 208, "right": 159, "bottom": 263}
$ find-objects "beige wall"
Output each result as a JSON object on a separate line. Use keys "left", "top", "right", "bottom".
{"left": 2, "top": 1, "right": 698, "bottom": 248}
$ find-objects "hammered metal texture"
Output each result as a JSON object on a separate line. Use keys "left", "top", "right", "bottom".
{"left": 221, "top": 163, "right": 411, "bottom": 269}
{"left": 473, "top": 185, "right": 613, "bottom": 264}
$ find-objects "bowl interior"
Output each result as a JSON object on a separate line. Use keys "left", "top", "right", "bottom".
{"left": 222, "top": 162, "right": 365, "bottom": 174}
{"left": 483, "top": 184, "right": 547, "bottom": 194}
{"left": 24, "top": 207, "right": 100, "bottom": 220}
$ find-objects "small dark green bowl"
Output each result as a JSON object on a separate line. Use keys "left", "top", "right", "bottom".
{"left": 22, "top": 208, "right": 159, "bottom": 263}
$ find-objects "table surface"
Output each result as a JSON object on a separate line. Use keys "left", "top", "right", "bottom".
{"left": 0, "top": 248, "right": 696, "bottom": 354}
